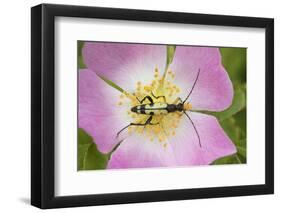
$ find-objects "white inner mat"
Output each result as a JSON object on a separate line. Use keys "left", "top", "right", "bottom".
{"left": 55, "top": 17, "right": 265, "bottom": 196}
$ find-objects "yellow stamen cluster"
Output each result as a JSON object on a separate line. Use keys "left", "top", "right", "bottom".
{"left": 163, "top": 70, "right": 181, "bottom": 98}
{"left": 116, "top": 67, "right": 188, "bottom": 148}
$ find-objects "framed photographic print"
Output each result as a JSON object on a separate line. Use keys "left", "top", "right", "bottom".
{"left": 31, "top": 3, "right": 274, "bottom": 209}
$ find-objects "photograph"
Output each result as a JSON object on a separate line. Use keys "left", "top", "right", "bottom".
{"left": 30, "top": 3, "right": 273, "bottom": 208}
{"left": 78, "top": 42, "right": 247, "bottom": 170}
{"left": 0, "top": 0, "right": 277, "bottom": 211}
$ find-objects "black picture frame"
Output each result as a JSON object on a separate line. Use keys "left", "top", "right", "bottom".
{"left": 31, "top": 3, "right": 274, "bottom": 209}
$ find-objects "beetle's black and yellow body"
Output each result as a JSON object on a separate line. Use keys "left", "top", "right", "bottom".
{"left": 131, "top": 102, "right": 184, "bottom": 115}
{"left": 117, "top": 69, "right": 201, "bottom": 147}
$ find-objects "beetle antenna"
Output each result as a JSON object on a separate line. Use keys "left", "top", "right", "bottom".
{"left": 116, "top": 124, "right": 131, "bottom": 138}
{"left": 183, "top": 69, "right": 200, "bottom": 103}
{"left": 183, "top": 111, "right": 201, "bottom": 148}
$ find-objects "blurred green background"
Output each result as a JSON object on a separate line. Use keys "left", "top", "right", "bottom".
{"left": 77, "top": 41, "right": 247, "bottom": 170}
{"left": 211, "top": 48, "right": 246, "bottom": 164}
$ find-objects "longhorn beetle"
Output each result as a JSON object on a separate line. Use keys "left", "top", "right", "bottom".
{"left": 117, "top": 69, "right": 201, "bottom": 147}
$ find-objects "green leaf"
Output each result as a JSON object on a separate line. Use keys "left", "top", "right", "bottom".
{"left": 212, "top": 155, "right": 240, "bottom": 165}
{"left": 78, "top": 128, "right": 92, "bottom": 145}
{"left": 161, "top": 45, "right": 176, "bottom": 81}
{"left": 83, "top": 143, "right": 109, "bottom": 170}
{"left": 166, "top": 45, "right": 176, "bottom": 68}
{"left": 220, "top": 48, "right": 246, "bottom": 83}
{"left": 235, "top": 139, "right": 247, "bottom": 163}
{"left": 78, "top": 41, "right": 86, "bottom": 69}
{"left": 237, "top": 146, "right": 246, "bottom": 163}
{"left": 98, "top": 75, "right": 124, "bottom": 93}
{"left": 220, "top": 117, "right": 241, "bottom": 142}
{"left": 78, "top": 143, "right": 91, "bottom": 170}
{"left": 233, "top": 109, "right": 247, "bottom": 139}
{"left": 236, "top": 138, "right": 246, "bottom": 149}
{"left": 78, "top": 128, "right": 92, "bottom": 170}
{"left": 220, "top": 118, "right": 246, "bottom": 151}
{"left": 212, "top": 152, "right": 245, "bottom": 165}
{"left": 78, "top": 128, "right": 109, "bottom": 170}
{"left": 212, "top": 85, "right": 246, "bottom": 121}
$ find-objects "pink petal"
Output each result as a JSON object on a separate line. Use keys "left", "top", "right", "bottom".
{"left": 107, "top": 134, "right": 178, "bottom": 169}
{"left": 170, "top": 46, "right": 233, "bottom": 111}
{"left": 107, "top": 112, "right": 236, "bottom": 169}
{"left": 170, "top": 112, "right": 237, "bottom": 165}
{"left": 83, "top": 42, "right": 166, "bottom": 92}
{"left": 79, "top": 69, "right": 131, "bottom": 153}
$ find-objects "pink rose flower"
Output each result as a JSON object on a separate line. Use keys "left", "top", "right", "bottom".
{"left": 79, "top": 42, "right": 236, "bottom": 169}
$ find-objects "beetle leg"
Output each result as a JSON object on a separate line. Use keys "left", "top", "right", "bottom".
{"left": 172, "top": 97, "right": 183, "bottom": 104}
{"left": 151, "top": 91, "right": 166, "bottom": 102}
{"left": 139, "top": 96, "right": 154, "bottom": 104}
{"left": 116, "top": 116, "right": 159, "bottom": 138}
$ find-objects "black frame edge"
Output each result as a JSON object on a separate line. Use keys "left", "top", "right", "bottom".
{"left": 31, "top": 3, "right": 274, "bottom": 209}
{"left": 31, "top": 4, "right": 56, "bottom": 208}
{"left": 265, "top": 19, "right": 274, "bottom": 194}
{"left": 47, "top": 184, "right": 272, "bottom": 209}
{"left": 43, "top": 3, "right": 271, "bottom": 28}
{"left": 31, "top": 4, "right": 43, "bottom": 208}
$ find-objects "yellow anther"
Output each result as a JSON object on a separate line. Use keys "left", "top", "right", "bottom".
{"left": 163, "top": 143, "right": 167, "bottom": 148}
{"left": 118, "top": 101, "right": 123, "bottom": 106}
{"left": 137, "top": 81, "right": 141, "bottom": 85}
{"left": 155, "top": 67, "right": 159, "bottom": 73}
{"left": 154, "top": 126, "right": 161, "bottom": 134}
{"left": 119, "top": 94, "right": 125, "bottom": 99}
{"left": 144, "top": 85, "right": 152, "bottom": 92}
{"left": 124, "top": 91, "right": 136, "bottom": 100}
{"left": 131, "top": 100, "right": 138, "bottom": 106}
{"left": 184, "top": 102, "right": 192, "bottom": 111}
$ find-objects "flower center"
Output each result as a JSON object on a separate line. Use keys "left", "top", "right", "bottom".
{"left": 117, "top": 67, "right": 190, "bottom": 148}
